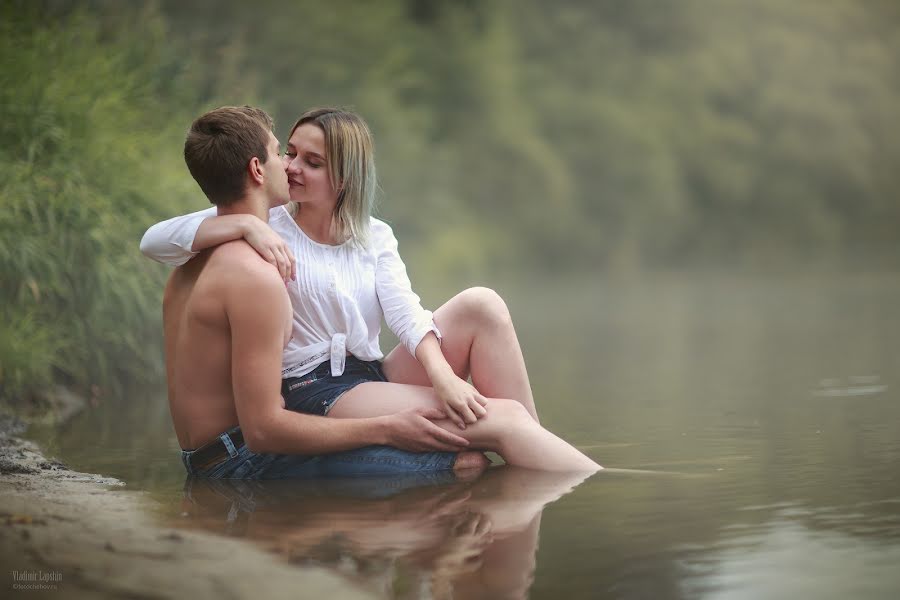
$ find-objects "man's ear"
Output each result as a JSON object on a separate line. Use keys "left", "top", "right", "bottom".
{"left": 248, "top": 156, "right": 265, "bottom": 186}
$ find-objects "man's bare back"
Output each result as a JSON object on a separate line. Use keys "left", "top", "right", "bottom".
{"left": 164, "top": 240, "right": 291, "bottom": 450}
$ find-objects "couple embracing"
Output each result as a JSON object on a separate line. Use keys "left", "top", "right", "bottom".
{"left": 141, "top": 105, "right": 601, "bottom": 479}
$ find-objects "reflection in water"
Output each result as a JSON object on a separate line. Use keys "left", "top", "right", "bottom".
{"left": 174, "top": 467, "right": 593, "bottom": 599}
{"left": 27, "top": 274, "right": 900, "bottom": 598}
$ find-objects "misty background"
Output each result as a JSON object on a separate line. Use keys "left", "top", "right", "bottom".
{"left": 2, "top": 0, "right": 899, "bottom": 405}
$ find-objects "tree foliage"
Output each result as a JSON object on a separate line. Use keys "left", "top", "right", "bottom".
{"left": 0, "top": 2, "right": 196, "bottom": 402}
{"left": 2, "top": 0, "right": 899, "bottom": 401}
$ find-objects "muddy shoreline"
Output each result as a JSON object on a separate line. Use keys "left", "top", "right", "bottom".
{"left": 0, "top": 416, "right": 371, "bottom": 599}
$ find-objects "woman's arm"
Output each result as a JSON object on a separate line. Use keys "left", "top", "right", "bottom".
{"left": 139, "top": 207, "right": 216, "bottom": 266}
{"left": 374, "top": 221, "right": 486, "bottom": 427}
{"left": 139, "top": 207, "right": 296, "bottom": 280}
{"left": 374, "top": 221, "right": 440, "bottom": 355}
{"left": 415, "top": 332, "right": 487, "bottom": 430}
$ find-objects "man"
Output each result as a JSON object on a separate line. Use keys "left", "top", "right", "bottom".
{"left": 165, "top": 106, "right": 485, "bottom": 478}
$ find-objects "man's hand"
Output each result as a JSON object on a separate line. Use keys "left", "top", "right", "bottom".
{"left": 383, "top": 407, "right": 470, "bottom": 452}
{"left": 432, "top": 373, "right": 487, "bottom": 430}
{"left": 242, "top": 216, "right": 296, "bottom": 282}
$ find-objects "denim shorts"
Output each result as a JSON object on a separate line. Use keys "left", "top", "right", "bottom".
{"left": 281, "top": 356, "right": 387, "bottom": 416}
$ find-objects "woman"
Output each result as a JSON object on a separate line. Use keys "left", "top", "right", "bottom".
{"left": 142, "top": 107, "right": 599, "bottom": 472}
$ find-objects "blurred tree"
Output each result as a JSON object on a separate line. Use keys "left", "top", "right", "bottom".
{"left": 0, "top": 2, "right": 198, "bottom": 403}
{"left": 2, "top": 0, "right": 899, "bottom": 402}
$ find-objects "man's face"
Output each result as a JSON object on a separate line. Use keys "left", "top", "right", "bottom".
{"left": 263, "top": 132, "right": 290, "bottom": 207}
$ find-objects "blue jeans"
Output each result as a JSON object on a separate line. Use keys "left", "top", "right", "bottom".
{"left": 181, "top": 429, "right": 456, "bottom": 479}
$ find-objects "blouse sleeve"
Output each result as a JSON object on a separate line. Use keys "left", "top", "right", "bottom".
{"left": 373, "top": 220, "right": 442, "bottom": 357}
{"left": 139, "top": 206, "right": 218, "bottom": 267}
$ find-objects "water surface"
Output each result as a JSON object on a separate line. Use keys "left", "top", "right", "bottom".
{"left": 30, "top": 273, "right": 900, "bottom": 598}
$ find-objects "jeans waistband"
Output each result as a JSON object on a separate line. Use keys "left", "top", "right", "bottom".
{"left": 181, "top": 426, "right": 243, "bottom": 474}
{"left": 297, "top": 356, "right": 381, "bottom": 379}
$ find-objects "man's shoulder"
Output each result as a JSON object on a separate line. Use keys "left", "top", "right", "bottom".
{"left": 209, "top": 241, "right": 282, "bottom": 285}
{"left": 209, "top": 239, "right": 266, "bottom": 265}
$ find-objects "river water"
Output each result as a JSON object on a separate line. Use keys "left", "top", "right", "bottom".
{"left": 29, "top": 273, "right": 900, "bottom": 599}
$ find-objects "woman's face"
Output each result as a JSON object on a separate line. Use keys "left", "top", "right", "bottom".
{"left": 283, "top": 123, "right": 337, "bottom": 207}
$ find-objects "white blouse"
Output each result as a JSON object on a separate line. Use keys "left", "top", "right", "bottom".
{"left": 140, "top": 205, "right": 441, "bottom": 378}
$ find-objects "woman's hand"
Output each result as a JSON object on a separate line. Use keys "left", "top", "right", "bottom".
{"left": 414, "top": 332, "right": 487, "bottom": 430}
{"left": 242, "top": 216, "right": 296, "bottom": 282}
{"left": 432, "top": 372, "right": 488, "bottom": 430}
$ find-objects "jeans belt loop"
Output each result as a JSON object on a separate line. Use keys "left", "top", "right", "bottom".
{"left": 330, "top": 333, "right": 347, "bottom": 376}
{"left": 220, "top": 431, "right": 239, "bottom": 458}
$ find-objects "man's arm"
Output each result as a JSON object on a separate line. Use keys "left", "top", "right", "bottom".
{"left": 228, "top": 251, "right": 468, "bottom": 454}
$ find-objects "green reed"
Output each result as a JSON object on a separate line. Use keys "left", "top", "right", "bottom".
{"left": 0, "top": 6, "right": 197, "bottom": 406}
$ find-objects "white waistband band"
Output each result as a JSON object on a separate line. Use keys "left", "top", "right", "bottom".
{"left": 330, "top": 333, "right": 347, "bottom": 376}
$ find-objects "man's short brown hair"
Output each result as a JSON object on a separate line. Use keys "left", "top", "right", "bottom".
{"left": 183, "top": 106, "right": 275, "bottom": 206}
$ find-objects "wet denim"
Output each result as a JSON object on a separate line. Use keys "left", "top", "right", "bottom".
{"left": 281, "top": 356, "right": 387, "bottom": 416}
{"left": 180, "top": 428, "right": 456, "bottom": 479}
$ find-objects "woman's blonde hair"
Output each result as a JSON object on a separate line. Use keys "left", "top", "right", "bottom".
{"left": 287, "top": 107, "right": 376, "bottom": 246}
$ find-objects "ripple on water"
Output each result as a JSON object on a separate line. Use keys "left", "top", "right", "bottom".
{"left": 676, "top": 505, "right": 900, "bottom": 599}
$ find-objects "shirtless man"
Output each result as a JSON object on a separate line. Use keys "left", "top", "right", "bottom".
{"left": 166, "top": 106, "right": 485, "bottom": 478}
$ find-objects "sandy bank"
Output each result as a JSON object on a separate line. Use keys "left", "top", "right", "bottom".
{"left": 0, "top": 417, "right": 372, "bottom": 599}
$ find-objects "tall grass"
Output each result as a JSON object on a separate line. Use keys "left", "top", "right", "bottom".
{"left": 0, "top": 6, "right": 198, "bottom": 405}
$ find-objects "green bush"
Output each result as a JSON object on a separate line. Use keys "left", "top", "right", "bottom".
{"left": 0, "top": 5, "right": 197, "bottom": 403}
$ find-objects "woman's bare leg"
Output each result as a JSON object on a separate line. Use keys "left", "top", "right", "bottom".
{"left": 451, "top": 513, "right": 542, "bottom": 600}
{"left": 383, "top": 287, "right": 540, "bottom": 422}
{"left": 462, "top": 466, "right": 593, "bottom": 532}
{"left": 329, "top": 382, "right": 600, "bottom": 472}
